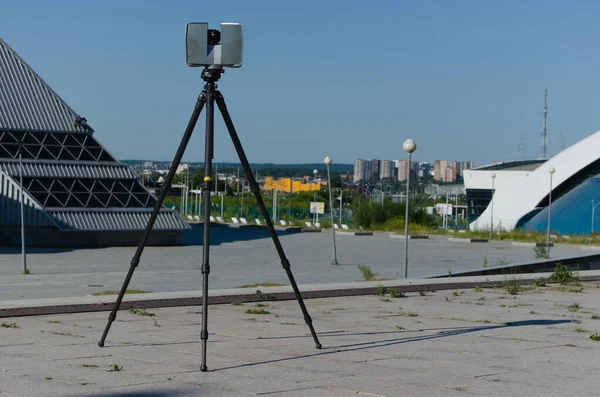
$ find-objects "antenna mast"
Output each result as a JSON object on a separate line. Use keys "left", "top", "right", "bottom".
{"left": 541, "top": 88, "right": 548, "bottom": 159}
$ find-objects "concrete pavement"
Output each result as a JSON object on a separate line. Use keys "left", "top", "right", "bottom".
{"left": 1, "top": 278, "right": 600, "bottom": 396}
{"left": 0, "top": 229, "right": 592, "bottom": 300}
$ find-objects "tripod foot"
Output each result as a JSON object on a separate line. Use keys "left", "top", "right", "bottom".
{"left": 315, "top": 343, "right": 322, "bottom": 349}
{"left": 201, "top": 364, "right": 208, "bottom": 372}
{"left": 98, "top": 341, "right": 104, "bottom": 348}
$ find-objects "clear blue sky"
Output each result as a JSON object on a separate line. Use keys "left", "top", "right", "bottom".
{"left": 2, "top": 0, "right": 600, "bottom": 166}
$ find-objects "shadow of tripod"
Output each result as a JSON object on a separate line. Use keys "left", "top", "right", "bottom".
{"left": 97, "top": 67, "right": 322, "bottom": 372}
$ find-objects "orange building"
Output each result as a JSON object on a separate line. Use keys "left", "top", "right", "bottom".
{"left": 263, "top": 177, "right": 327, "bottom": 193}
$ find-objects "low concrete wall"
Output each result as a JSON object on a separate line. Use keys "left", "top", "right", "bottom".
{"left": 0, "top": 226, "right": 184, "bottom": 247}
{"left": 426, "top": 252, "right": 600, "bottom": 278}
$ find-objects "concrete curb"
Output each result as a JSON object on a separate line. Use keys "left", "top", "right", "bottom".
{"left": 336, "top": 231, "right": 373, "bottom": 236}
{"left": 448, "top": 237, "right": 489, "bottom": 243}
{"left": 512, "top": 241, "right": 554, "bottom": 248}
{"left": 390, "top": 234, "right": 429, "bottom": 240}
{"left": 3, "top": 271, "right": 600, "bottom": 318}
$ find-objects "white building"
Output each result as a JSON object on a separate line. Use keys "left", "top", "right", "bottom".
{"left": 464, "top": 131, "right": 600, "bottom": 231}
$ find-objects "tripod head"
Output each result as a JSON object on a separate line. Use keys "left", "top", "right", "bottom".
{"left": 201, "top": 67, "right": 224, "bottom": 84}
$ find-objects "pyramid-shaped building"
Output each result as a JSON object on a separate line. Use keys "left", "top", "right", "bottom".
{"left": 0, "top": 38, "right": 189, "bottom": 246}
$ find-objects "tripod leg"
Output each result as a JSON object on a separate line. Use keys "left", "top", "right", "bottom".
{"left": 200, "top": 77, "right": 217, "bottom": 372}
{"left": 215, "top": 91, "right": 322, "bottom": 350}
{"left": 98, "top": 93, "right": 206, "bottom": 347}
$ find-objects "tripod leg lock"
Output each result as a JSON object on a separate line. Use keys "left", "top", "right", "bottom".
{"left": 201, "top": 264, "right": 210, "bottom": 274}
{"left": 200, "top": 330, "right": 209, "bottom": 340}
{"left": 130, "top": 257, "right": 140, "bottom": 268}
{"left": 108, "top": 312, "right": 117, "bottom": 322}
{"left": 280, "top": 259, "right": 291, "bottom": 271}
{"left": 304, "top": 315, "right": 313, "bottom": 325}
{"left": 203, "top": 180, "right": 212, "bottom": 191}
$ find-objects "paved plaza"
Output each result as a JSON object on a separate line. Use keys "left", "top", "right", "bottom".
{"left": 1, "top": 279, "right": 600, "bottom": 396}
{"left": 0, "top": 229, "right": 591, "bottom": 300}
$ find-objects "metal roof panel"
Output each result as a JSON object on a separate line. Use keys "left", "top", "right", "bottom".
{"left": 0, "top": 38, "right": 92, "bottom": 133}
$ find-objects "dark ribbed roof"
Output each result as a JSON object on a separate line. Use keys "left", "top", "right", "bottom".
{"left": 0, "top": 161, "right": 137, "bottom": 179}
{"left": 48, "top": 209, "right": 190, "bottom": 231}
{"left": 0, "top": 37, "right": 92, "bottom": 133}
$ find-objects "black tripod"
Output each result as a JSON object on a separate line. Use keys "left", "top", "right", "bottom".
{"left": 98, "top": 67, "right": 322, "bottom": 371}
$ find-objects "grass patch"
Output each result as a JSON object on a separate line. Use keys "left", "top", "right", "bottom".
{"left": 82, "top": 364, "right": 99, "bottom": 368}
{"left": 280, "top": 322, "right": 297, "bottom": 325}
{"left": 592, "top": 315, "right": 600, "bottom": 320}
{"left": 574, "top": 328, "right": 588, "bottom": 333}
{"left": 231, "top": 301, "right": 244, "bottom": 306}
{"left": 375, "top": 285, "right": 405, "bottom": 298}
{"left": 533, "top": 277, "right": 547, "bottom": 287}
{"left": 567, "top": 303, "right": 580, "bottom": 312}
{"left": 46, "top": 320, "right": 61, "bottom": 324}
{"left": 245, "top": 309, "right": 270, "bottom": 315}
{"left": 452, "top": 386, "right": 470, "bottom": 392}
{"left": 21, "top": 268, "right": 30, "bottom": 275}
{"left": 45, "top": 376, "right": 52, "bottom": 380}
{"left": 236, "top": 282, "right": 286, "bottom": 288}
{"left": 1, "top": 322, "right": 18, "bottom": 329}
{"left": 503, "top": 273, "right": 521, "bottom": 295}
{"left": 400, "top": 312, "right": 419, "bottom": 317}
{"left": 548, "top": 263, "right": 577, "bottom": 284}
{"left": 128, "top": 307, "right": 155, "bottom": 316}
{"left": 474, "top": 286, "right": 483, "bottom": 293}
{"left": 358, "top": 265, "right": 379, "bottom": 281}
{"left": 533, "top": 244, "right": 548, "bottom": 259}
{"left": 530, "top": 311, "right": 538, "bottom": 315}
{"left": 590, "top": 333, "right": 600, "bottom": 341}
{"left": 50, "top": 331, "right": 76, "bottom": 337}
{"left": 92, "top": 290, "right": 150, "bottom": 296}
{"left": 452, "top": 291, "right": 463, "bottom": 296}
{"left": 107, "top": 364, "right": 123, "bottom": 372}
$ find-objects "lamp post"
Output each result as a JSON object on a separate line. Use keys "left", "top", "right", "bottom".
{"left": 338, "top": 188, "right": 343, "bottom": 226}
{"left": 18, "top": 142, "right": 27, "bottom": 274}
{"left": 324, "top": 157, "right": 338, "bottom": 265}
{"left": 547, "top": 167, "right": 555, "bottom": 258}
{"left": 403, "top": 138, "right": 416, "bottom": 279}
{"left": 490, "top": 173, "right": 496, "bottom": 240}
{"left": 592, "top": 199, "right": 600, "bottom": 234}
{"left": 313, "top": 169, "right": 318, "bottom": 226}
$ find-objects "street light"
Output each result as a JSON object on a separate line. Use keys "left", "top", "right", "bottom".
{"left": 490, "top": 173, "right": 496, "bottom": 240}
{"left": 313, "top": 169, "right": 318, "bottom": 226}
{"left": 547, "top": 167, "right": 555, "bottom": 258}
{"left": 18, "top": 142, "right": 27, "bottom": 274}
{"left": 592, "top": 199, "right": 600, "bottom": 234}
{"left": 402, "top": 138, "right": 416, "bottom": 279}
{"left": 324, "top": 157, "right": 338, "bottom": 265}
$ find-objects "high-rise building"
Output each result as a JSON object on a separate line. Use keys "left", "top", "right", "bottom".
{"left": 353, "top": 159, "right": 366, "bottom": 182}
{"left": 434, "top": 160, "right": 448, "bottom": 181}
{"left": 397, "top": 160, "right": 419, "bottom": 181}
{"left": 368, "top": 159, "right": 379, "bottom": 180}
{"left": 397, "top": 160, "right": 409, "bottom": 181}
{"left": 450, "top": 161, "right": 475, "bottom": 180}
{"left": 443, "top": 166, "right": 457, "bottom": 183}
{"left": 379, "top": 160, "right": 394, "bottom": 180}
